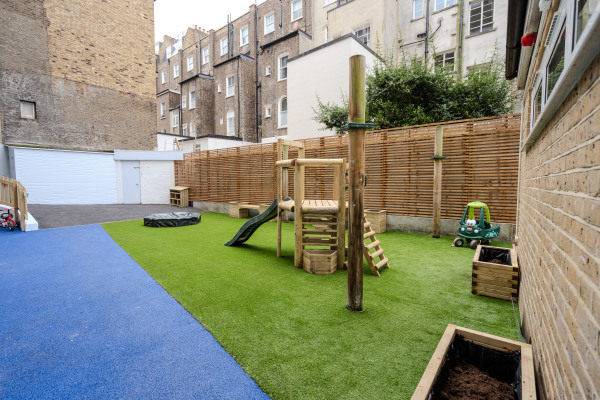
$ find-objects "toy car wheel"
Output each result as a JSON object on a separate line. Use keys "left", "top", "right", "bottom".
{"left": 8, "top": 221, "right": 15, "bottom": 231}
{"left": 482, "top": 239, "right": 491, "bottom": 245}
{"left": 453, "top": 237, "right": 464, "bottom": 247}
{"left": 470, "top": 240, "right": 479, "bottom": 249}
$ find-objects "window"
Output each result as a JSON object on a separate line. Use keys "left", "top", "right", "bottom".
{"left": 354, "top": 26, "right": 370, "bottom": 47}
{"left": 20, "top": 101, "right": 36, "bottom": 119}
{"left": 195, "top": 143, "right": 202, "bottom": 152}
{"left": 292, "top": 0, "right": 303, "bottom": 21}
{"left": 278, "top": 55, "right": 288, "bottom": 80}
{"left": 413, "top": 0, "right": 424, "bottom": 19}
{"left": 434, "top": 0, "right": 457, "bottom": 11}
{"left": 240, "top": 26, "right": 249, "bottom": 46}
{"left": 469, "top": 0, "right": 494, "bottom": 35}
{"left": 226, "top": 110, "right": 235, "bottom": 135}
{"left": 435, "top": 51, "right": 455, "bottom": 69}
{"left": 226, "top": 75, "right": 235, "bottom": 97}
{"left": 202, "top": 47, "right": 209, "bottom": 64}
{"left": 324, "top": 0, "right": 336, "bottom": 4}
{"left": 189, "top": 91, "right": 196, "bottom": 109}
{"left": 528, "top": 0, "right": 600, "bottom": 134}
{"left": 166, "top": 46, "right": 172, "bottom": 58}
{"left": 190, "top": 121, "right": 196, "bottom": 136}
{"left": 172, "top": 110, "right": 179, "bottom": 128}
{"left": 161, "top": 70, "right": 167, "bottom": 84}
{"left": 265, "top": 66, "right": 271, "bottom": 76}
{"left": 217, "top": 83, "right": 222, "bottom": 93}
{"left": 265, "top": 12, "right": 275, "bottom": 34}
{"left": 187, "top": 55, "right": 194, "bottom": 71}
{"left": 324, "top": 26, "right": 328, "bottom": 42}
{"left": 265, "top": 106, "right": 271, "bottom": 117}
{"left": 220, "top": 37, "right": 228, "bottom": 56}
{"left": 546, "top": 25, "right": 565, "bottom": 99}
{"left": 278, "top": 97, "right": 287, "bottom": 128}
{"left": 160, "top": 102, "right": 166, "bottom": 119}
{"left": 182, "top": 123, "right": 188, "bottom": 136}
{"left": 182, "top": 95, "right": 187, "bottom": 109}
{"left": 173, "top": 64, "right": 180, "bottom": 78}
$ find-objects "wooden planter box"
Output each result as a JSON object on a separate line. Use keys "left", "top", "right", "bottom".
{"left": 169, "top": 186, "right": 189, "bottom": 207}
{"left": 412, "top": 324, "right": 535, "bottom": 400}
{"left": 472, "top": 245, "right": 519, "bottom": 301}
{"left": 364, "top": 210, "right": 386, "bottom": 233}
{"left": 303, "top": 249, "right": 337, "bottom": 274}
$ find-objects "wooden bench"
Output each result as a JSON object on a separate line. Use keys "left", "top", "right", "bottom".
{"left": 228, "top": 202, "right": 270, "bottom": 218}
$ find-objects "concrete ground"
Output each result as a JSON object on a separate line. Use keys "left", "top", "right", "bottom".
{"left": 28, "top": 204, "right": 202, "bottom": 229}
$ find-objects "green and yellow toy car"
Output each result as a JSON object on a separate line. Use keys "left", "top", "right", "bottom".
{"left": 453, "top": 201, "right": 500, "bottom": 249}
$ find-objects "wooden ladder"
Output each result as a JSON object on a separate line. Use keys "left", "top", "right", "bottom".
{"left": 363, "top": 218, "right": 390, "bottom": 276}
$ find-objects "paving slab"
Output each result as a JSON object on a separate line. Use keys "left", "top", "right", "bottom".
{"left": 28, "top": 204, "right": 201, "bottom": 230}
{"left": 0, "top": 224, "right": 269, "bottom": 399}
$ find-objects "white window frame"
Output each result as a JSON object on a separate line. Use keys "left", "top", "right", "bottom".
{"left": 172, "top": 110, "right": 179, "bottom": 128}
{"left": 217, "top": 83, "right": 222, "bottom": 93}
{"left": 265, "top": 66, "right": 271, "bottom": 76}
{"left": 173, "top": 63, "right": 180, "bottom": 78}
{"left": 278, "top": 54, "right": 288, "bottom": 81}
{"left": 220, "top": 37, "right": 228, "bottom": 56}
{"left": 265, "top": 12, "right": 275, "bottom": 34}
{"left": 353, "top": 26, "right": 371, "bottom": 47}
{"left": 189, "top": 91, "right": 196, "bottom": 109}
{"left": 291, "top": 0, "right": 303, "bottom": 21}
{"left": 190, "top": 121, "right": 196, "bottom": 136}
{"left": 413, "top": 0, "right": 424, "bottom": 19}
{"left": 435, "top": 50, "right": 455, "bottom": 69}
{"left": 187, "top": 55, "right": 194, "bottom": 71}
{"left": 226, "top": 75, "right": 235, "bottom": 97}
{"left": 202, "top": 47, "right": 210, "bottom": 65}
{"left": 226, "top": 110, "right": 235, "bottom": 135}
{"left": 527, "top": 0, "right": 600, "bottom": 142}
{"left": 161, "top": 70, "right": 167, "bottom": 84}
{"left": 182, "top": 95, "right": 187, "bottom": 109}
{"left": 324, "top": 26, "right": 328, "bottom": 42}
{"left": 240, "top": 26, "right": 249, "bottom": 46}
{"left": 469, "top": 0, "right": 494, "bottom": 36}
{"left": 265, "top": 105, "right": 271, "bottom": 118}
{"left": 434, "top": 0, "right": 457, "bottom": 12}
{"left": 278, "top": 96, "right": 287, "bottom": 128}
{"left": 324, "top": 0, "right": 336, "bottom": 5}
{"left": 182, "top": 123, "right": 188, "bottom": 136}
{"left": 160, "top": 102, "right": 166, "bottom": 119}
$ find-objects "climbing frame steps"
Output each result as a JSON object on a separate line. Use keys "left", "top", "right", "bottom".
{"left": 362, "top": 218, "right": 390, "bottom": 276}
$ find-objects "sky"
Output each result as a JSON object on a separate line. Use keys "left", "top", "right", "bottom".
{"left": 154, "top": 0, "right": 259, "bottom": 42}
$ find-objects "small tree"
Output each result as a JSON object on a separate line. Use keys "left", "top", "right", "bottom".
{"left": 312, "top": 50, "right": 516, "bottom": 133}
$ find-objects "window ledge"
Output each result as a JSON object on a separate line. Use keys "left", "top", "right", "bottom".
{"left": 465, "top": 28, "right": 496, "bottom": 39}
{"left": 410, "top": 16, "right": 425, "bottom": 22}
{"left": 160, "top": 116, "right": 166, "bottom": 120}
{"left": 277, "top": 125, "right": 287, "bottom": 130}
{"left": 291, "top": 16, "right": 303, "bottom": 23}
{"left": 225, "top": 94, "right": 235, "bottom": 99}
{"left": 277, "top": 77, "right": 288, "bottom": 83}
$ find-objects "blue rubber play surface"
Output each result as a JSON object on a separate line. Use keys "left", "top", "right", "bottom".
{"left": 0, "top": 225, "right": 269, "bottom": 399}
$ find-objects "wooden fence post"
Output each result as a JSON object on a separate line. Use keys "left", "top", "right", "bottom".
{"left": 343, "top": 55, "right": 372, "bottom": 312}
{"left": 432, "top": 125, "right": 444, "bottom": 238}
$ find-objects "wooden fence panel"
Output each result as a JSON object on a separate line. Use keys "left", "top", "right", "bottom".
{"left": 175, "top": 114, "right": 521, "bottom": 223}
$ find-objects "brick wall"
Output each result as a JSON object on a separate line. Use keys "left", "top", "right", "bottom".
{"left": 0, "top": 0, "right": 155, "bottom": 151}
{"left": 518, "top": 54, "right": 600, "bottom": 399}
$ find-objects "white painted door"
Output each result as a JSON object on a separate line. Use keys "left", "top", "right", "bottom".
{"left": 121, "top": 161, "right": 141, "bottom": 204}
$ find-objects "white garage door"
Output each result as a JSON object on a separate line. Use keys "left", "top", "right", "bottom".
{"left": 12, "top": 147, "right": 117, "bottom": 204}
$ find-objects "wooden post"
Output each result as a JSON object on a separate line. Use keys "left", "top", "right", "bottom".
{"left": 277, "top": 139, "right": 283, "bottom": 257}
{"left": 432, "top": 125, "right": 444, "bottom": 238}
{"left": 346, "top": 55, "right": 368, "bottom": 311}
{"left": 294, "top": 161, "right": 305, "bottom": 268}
{"left": 336, "top": 161, "right": 346, "bottom": 270}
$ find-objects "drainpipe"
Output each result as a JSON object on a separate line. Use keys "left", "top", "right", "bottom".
{"left": 237, "top": 57, "right": 241, "bottom": 138}
{"left": 279, "top": 0, "right": 282, "bottom": 28}
{"left": 424, "top": 0, "right": 430, "bottom": 59}
{"left": 456, "top": 0, "right": 464, "bottom": 79}
{"left": 254, "top": 2, "right": 260, "bottom": 143}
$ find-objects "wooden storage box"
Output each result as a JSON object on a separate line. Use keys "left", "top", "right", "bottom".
{"left": 229, "top": 202, "right": 249, "bottom": 218}
{"left": 364, "top": 210, "right": 386, "bottom": 233}
{"left": 169, "top": 186, "right": 189, "bottom": 207}
{"left": 472, "top": 245, "right": 519, "bottom": 301}
{"left": 412, "top": 324, "right": 535, "bottom": 400}
{"left": 303, "top": 250, "right": 337, "bottom": 275}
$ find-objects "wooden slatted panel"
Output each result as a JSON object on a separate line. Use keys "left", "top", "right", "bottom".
{"left": 174, "top": 114, "right": 520, "bottom": 223}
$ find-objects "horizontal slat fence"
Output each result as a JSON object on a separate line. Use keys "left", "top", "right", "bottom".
{"left": 175, "top": 114, "right": 521, "bottom": 223}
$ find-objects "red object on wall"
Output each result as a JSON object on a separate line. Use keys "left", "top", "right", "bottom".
{"left": 521, "top": 32, "right": 538, "bottom": 46}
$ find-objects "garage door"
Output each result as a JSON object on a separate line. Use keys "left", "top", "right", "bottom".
{"left": 11, "top": 147, "right": 117, "bottom": 205}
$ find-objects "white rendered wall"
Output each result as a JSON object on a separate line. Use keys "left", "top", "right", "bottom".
{"left": 140, "top": 161, "right": 174, "bottom": 204}
{"left": 287, "top": 36, "right": 377, "bottom": 140}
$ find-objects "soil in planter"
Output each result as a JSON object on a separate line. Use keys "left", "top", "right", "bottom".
{"left": 479, "top": 247, "right": 512, "bottom": 265}
{"left": 440, "top": 361, "right": 516, "bottom": 400}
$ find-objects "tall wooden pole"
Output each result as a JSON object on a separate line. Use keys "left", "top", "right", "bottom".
{"left": 346, "top": 55, "right": 368, "bottom": 311}
{"left": 432, "top": 125, "right": 444, "bottom": 238}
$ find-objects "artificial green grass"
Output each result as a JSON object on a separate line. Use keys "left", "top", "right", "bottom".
{"left": 103, "top": 212, "right": 520, "bottom": 399}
